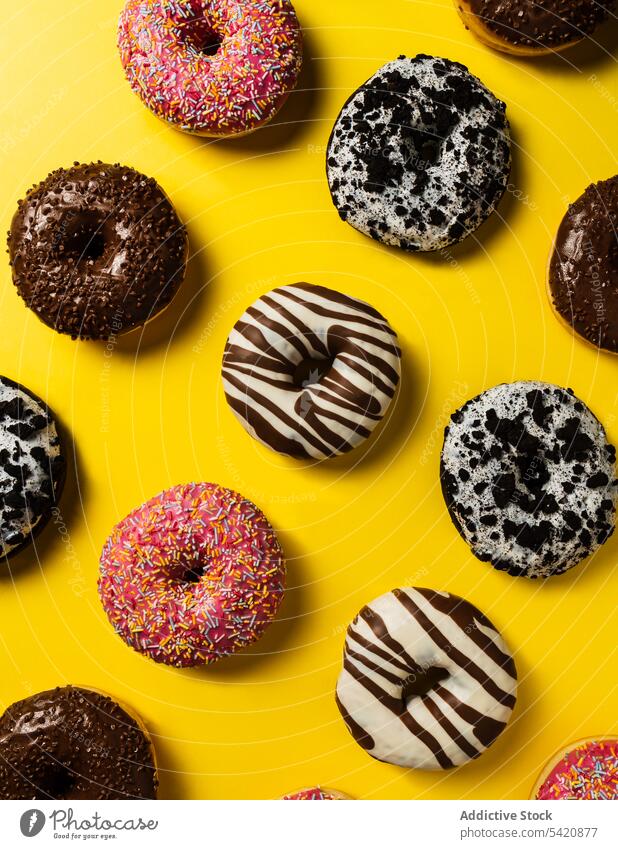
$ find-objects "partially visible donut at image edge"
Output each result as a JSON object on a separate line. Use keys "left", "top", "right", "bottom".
{"left": 7, "top": 162, "right": 188, "bottom": 341}
{"left": 98, "top": 482, "right": 285, "bottom": 667}
{"left": 0, "top": 686, "right": 157, "bottom": 799}
{"left": 281, "top": 786, "right": 352, "bottom": 799}
{"left": 118, "top": 0, "right": 303, "bottom": 136}
{"left": 532, "top": 737, "right": 618, "bottom": 800}
{"left": 454, "top": 0, "right": 616, "bottom": 56}
{"left": 548, "top": 175, "right": 618, "bottom": 354}
{"left": 0, "top": 375, "right": 66, "bottom": 560}
{"left": 336, "top": 587, "right": 517, "bottom": 770}
{"left": 222, "top": 282, "right": 402, "bottom": 460}
{"left": 326, "top": 54, "right": 511, "bottom": 252}
{"left": 441, "top": 381, "right": 618, "bottom": 579}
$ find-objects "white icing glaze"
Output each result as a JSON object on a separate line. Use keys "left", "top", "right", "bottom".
{"left": 336, "top": 587, "right": 517, "bottom": 770}
{"left": 222, "top": 283, "right": 402, "bottom": 459}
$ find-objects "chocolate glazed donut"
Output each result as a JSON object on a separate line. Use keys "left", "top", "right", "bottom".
{"left": 549, "top": 176, "right": 618, "bottom": 354}
{"left": 0, "top": 686, "right": 157, "bottom": 799}
{"left": 8, "top": 162, "right": 188, "bottom": 340}
{"left": 455, "top": 0, "right": 615, "bottom": 55}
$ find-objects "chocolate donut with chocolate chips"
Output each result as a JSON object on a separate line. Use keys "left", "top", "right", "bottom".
{"left": 326, "top": 55, "right": 511, "bottom": 252}
{"left": 0, "top": 376, "right": 65, "bottom": 560}
{"left": 441, "top": 381, "right": 618, "bottom": 578}
{"left": 455, "top": 0, "right": 615, "bottom": 56}
{"left": 0, "top": 686, "right": 157, "bottom": 799}
{"left": 549, "top": 176, "right": 618, "bottom": 353}
{"left": 8, "top": 162, "right": 188, "bottom": 340}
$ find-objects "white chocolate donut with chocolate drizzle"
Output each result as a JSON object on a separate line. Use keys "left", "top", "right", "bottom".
{"left": 222, "top": 283, "right": 401, "bottom": 460}
{"left": 336, "top": 587, "right": 517, "bottom": 770}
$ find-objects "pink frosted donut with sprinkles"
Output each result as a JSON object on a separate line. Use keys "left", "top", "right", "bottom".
{"left": 281, "top": 786, "right": 351, "bottom": 800}
{"left": 118, "top": 0, "right": 303, "bottom": 136}
{"left": 533, "top": 738, "right": 618, "bottom": 800}
{"left": 98, "top": 482, "right": 285, "bottom": 667}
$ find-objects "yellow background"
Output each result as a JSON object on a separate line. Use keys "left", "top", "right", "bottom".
{"left": 0, "top": 0, "right": 616, "bottom": 800}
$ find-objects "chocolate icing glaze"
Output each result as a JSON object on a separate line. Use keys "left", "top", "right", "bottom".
{"left": 464, "top": 0, "right": 614, "bottom": 49}
{"left": 335, "top": 588, "right": 517, "bottom": 770}
{"left": 0, "top": 687, "right": 157, "bottom": 799}
{"left": 7, "top": 162, "right": 188, "bottom": 340}
{"left": 549, "top": 176, "right": 618, "bottom": 353}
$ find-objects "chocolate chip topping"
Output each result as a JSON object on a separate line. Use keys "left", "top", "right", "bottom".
{"left": 0, "top": 687, "right": 157, "bottom": 799}
{"left": 326, "top": 55, "right": 511, "bottom": 252}
{"left": 0, "top": 376, "right": 65, "bottom": 559}
{"left": 7, "top": 162, "right": 188, "bottom": 340}
{"left": 464, "top": 0, "right": 614, "bottom": 49}
{"left": 549, "top": 175, "right": 618, "bottom": 353}
{"left": 441, "top": 381, "right": 618, "bottom": 578}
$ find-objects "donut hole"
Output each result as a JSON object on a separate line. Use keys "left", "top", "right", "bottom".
{"left": 48, "top": 763, "right": 77, "bottom": 798}
{"left": 401, "top": 665, "right": 449, "bottom": 703}
{"left": 292, "top": 356, "right": 334, "bottom": 389}
{"left": 58, "top": 212, "right": 105, "bottom": 262}
{"left": 177, "top": 13, "right": 223, "bottom": 57}
{"left": 182, "top": 561, "right": 208, "bottom": 583}
{"left": 400, "top": 122, "right": 446, "bottom": 169}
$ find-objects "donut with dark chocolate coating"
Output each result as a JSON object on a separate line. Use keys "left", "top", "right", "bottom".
{"left": 7, "top": 162, "right": 188, "bottom": 340}
{"left": 454, "top": 0, "right": 615, "bottom": 55}
{"left": 548, "top": 176, "right": 618, "bottom": 354}
{"left": 0, "top": 686, "right": 157, "bottom": 799}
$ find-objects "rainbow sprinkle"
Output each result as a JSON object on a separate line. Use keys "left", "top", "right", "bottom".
{"left": 282, "top": 786, "right": 345, "bottom": 800}
{"left": 98, "top": 482, "right": 285, "bottom": 667}
{"left": 118, "top": 0, "right": 303, "bottom": 135}
{"left": 536, "top": 739, "right": 618, "bottom": 800}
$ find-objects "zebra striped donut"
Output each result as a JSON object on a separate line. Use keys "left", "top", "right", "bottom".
{"left": 222, "top": 283, "right": 401, "bottom": 460}
{"left": 336, "top": 587, "right": 517, "bottom": 770}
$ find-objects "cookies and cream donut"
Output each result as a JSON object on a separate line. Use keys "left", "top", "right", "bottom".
{"left": 8, "top": 162, "right": 188, "bottom": 340}
{"left": 441, "top": 381, "right": 618, "bottom": 579}
{"left": 532, "top": 737, "right": 618, "bottom": 800}
{"left": 326, "top": 55, "right": 511, "bottom": 252}
{"left": 0, "top": 376, "right": 66, "bottom": 559}
{"left": 0, "top": 686, "right": 157, "bottom": 799}
{"left": 336, "top": 587, "right": 517, "bottom": 770}
{"left": 548, "top": 176, "right": 618, "bottom": 354}
{"left": 222, "top": 283, "right": 401, "bottom": 460}
{"left": 455, "top": 0, "right": 616, "bottom": 56}
{"left": 118, "top": 0, "right": 303, "bottom": 136}
{"left": 99, "top": 482, "right": 285, "bottom": 667}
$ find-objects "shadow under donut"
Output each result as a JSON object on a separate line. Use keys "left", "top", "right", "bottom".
{"left": 195, "top": 28, "right": 325, "bottom": 155}
{"left": 113, "top": 223, "right": 211, "bottom": 357}
{"left": 305, "top": 349, "right": 424, "bottom": 478}
{"left": 182, "top": 526, "right": 310, "bottom": 681}
{"left": 512, "top": 16, "right": 618, "bottom": 74}
{"left": 411, "top": 121, "right": 527, "bottom": 269}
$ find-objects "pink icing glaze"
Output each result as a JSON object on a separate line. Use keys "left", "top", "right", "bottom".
{"left": 282, "top": 786, "right": 346, "bottom": 800}
{"left": 118, "top": 0, "right": 303, "bottom": 136}
{"left": 98, "top": 482, "right": 285, "bottom": 667}
{"left": 536, "top": 739, "right": 618, "bottom": 800}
